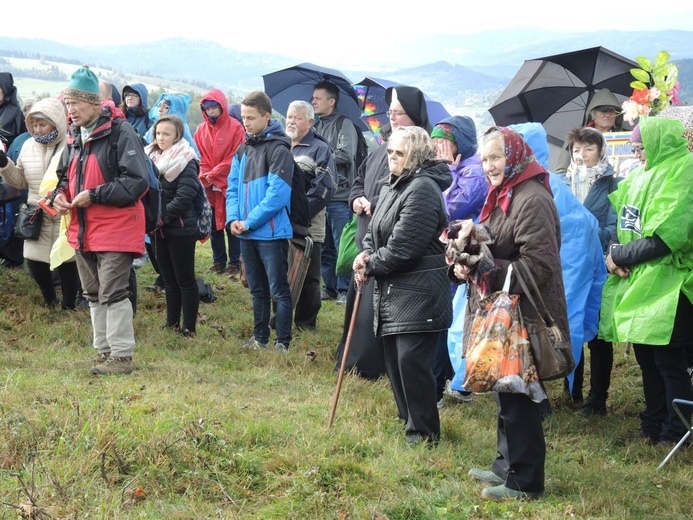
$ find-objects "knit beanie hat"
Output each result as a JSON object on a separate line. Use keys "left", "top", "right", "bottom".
{"left": 630, "top": 124, "right": 642, "bottom": 144}
{"left": 431, "top": 123, "right": 456, "bottom": 143}
{"left": 63, "top": 66, "right": 101, "bottom": 105}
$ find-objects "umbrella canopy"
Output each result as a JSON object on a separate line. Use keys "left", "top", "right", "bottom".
{"left": 354, "top": 77, "right": 451, "bottom": 143}
{"left": 488, "top": 46, "right": 638, "bottom": 167}
{"left": 262, "top": 62, "right": 367, "bottom": 131}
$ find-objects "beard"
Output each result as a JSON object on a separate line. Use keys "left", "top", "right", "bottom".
{"left": 285, "top": 127, "right": 298, "bottom": 140}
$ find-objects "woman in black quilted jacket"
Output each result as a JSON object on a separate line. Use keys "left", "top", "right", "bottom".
{"left": 353, "top": 126, "right": 452, "bottom": 446}
{"left": 146, "top": 115, "right": 201, "bottom": 337}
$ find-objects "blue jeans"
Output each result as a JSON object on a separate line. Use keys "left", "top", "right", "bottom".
{"left": 321, "top": 200, "right": 352, "bottom": 296}
{"left": 211, "top": 215, "right": 240, "bottom": 267}
{"left": 240, "top": 239, "right": 292, "bottom": 345}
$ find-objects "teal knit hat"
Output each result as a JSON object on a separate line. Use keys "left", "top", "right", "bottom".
{"left": 63, "top": 66, "right": 101, "bottom": 104}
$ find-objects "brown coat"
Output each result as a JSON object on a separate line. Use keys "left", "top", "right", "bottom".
{"left": 463, "top": 177, "right": 570, "bottom": 355}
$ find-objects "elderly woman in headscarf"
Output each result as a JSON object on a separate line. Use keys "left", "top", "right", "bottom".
{"left": 334, "top": 86, "right": 432, "bottom": 379}
{"left": 352, "top": 126, "right": 452, "bottom": 446}
{"left": 454, "top": 126, "right": 568, "bottom": 501}
{"left": 561, "top": 126, "right": 622, "bottom": 409}
{"left": 601, "top": 117, "right": 693, "bottom": 447}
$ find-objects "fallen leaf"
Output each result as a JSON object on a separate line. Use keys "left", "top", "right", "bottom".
{"left": 124, "top": 394, "right": 142, "bottom": 402}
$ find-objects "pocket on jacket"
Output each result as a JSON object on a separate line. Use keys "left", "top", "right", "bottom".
{"left": 381, "top": 280, "right": 434, "bottom": 326}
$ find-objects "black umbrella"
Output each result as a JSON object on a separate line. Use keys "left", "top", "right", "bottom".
{"left": 489, "top": 46, "right": 637, "bottom": 162}
{"left": 262, "top": 62, "right": 367, "bottom": 131}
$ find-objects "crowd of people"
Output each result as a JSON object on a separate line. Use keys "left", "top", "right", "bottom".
{"left": 1, "top": 66, "right": 692, "bottom": 502}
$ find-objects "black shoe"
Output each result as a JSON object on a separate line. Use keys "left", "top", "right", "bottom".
{"left": 578, "top": 401, "right": 607, "bottom": 417}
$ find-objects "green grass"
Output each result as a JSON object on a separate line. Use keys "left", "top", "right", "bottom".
{"left": 0, "top": 245, "right": 691, "bottom": 519}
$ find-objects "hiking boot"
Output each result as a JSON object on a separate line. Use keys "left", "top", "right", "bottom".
{"left": 241, "top": 337, "right": 268, "bottom": 350}
{"left": 208, "top": 263, "right": 225, "bottom": 274}
{"left": 226, "top": 263, "right": 241, "bottom": 278}
{"left": 468, "top": 468, "right": 504, "bottom": 486}
{"left": 481, "top": 484, "right": 544, "bottom": 502}
{"left": 90, "top": 351, "right": 111, "bottom": 364}
{"left": 90, "top": 356, "right": 133, "bottom": 376}
{"left": 445, "top": 380, "right": 473, "bottom": 403}
{"left": 274, "top": 341, "right": 289, "bottom": 353}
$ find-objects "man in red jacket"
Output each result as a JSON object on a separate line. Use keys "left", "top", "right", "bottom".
{"left": 193, "top": 90, "right": 245, "bottom": 277}
{"left": 53, "top": 66, "right": 149, "bottom": 376}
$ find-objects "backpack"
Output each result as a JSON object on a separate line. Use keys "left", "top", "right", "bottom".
{"left": 196, "top": 278, "right": 216, "bottom": 303}
{"left": 288, "top": 155, "right": 311, "bottom": 238}
{"left": 192, "top": 175, "right": 214, "bottom": 241}
{"left": 337, "top": 115, "right": 369, "bottom": 173}
{"left": 107, "top": 119, "right": 162, "bottom": 234}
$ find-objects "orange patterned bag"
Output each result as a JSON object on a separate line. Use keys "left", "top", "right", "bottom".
{"left": 463, "top": 265, "right": 546, "bottom": 402}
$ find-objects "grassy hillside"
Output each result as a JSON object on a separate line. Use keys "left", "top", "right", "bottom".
{"left": 0, "top": 246, "right": 691, "bottom": 518}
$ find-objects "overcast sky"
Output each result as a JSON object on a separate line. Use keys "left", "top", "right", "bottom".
{"left": 5, "top": 2, "right": 693, "bottom": 68}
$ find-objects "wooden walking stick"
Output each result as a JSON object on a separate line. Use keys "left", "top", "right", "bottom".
{"left": 328, "top": 285, "right": 364, "bottom": 428}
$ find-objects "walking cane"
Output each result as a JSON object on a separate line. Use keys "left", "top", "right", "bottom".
{"left": 328, "top": 284, "right": 364, "bottom": 429}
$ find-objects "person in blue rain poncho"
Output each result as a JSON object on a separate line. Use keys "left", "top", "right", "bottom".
{"left": 145, "top": 93, "right": 199, "bottom": 156}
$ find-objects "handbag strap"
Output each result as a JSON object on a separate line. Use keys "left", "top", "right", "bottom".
{"left": 513, "top": 259, "right": 555, "bottom": 327}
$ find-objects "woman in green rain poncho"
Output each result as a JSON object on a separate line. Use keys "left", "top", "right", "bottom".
{"left": 600, "top": 117, "right": 693, "bottom": 446}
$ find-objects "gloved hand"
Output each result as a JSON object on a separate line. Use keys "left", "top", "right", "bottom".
{"left": 0, "top": 149, "right": 8, "bottom": 168}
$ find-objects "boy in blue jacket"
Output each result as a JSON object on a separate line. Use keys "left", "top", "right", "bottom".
{"left": 227, "top": 91, "right": 294, "bottom": 351}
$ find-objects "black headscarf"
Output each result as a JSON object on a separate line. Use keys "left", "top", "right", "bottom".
{"left": 385, "top": 86, "right": 431, "bottom": 133}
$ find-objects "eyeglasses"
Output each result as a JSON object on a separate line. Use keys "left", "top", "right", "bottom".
{"left": 387, "top": 149, "right": 406, "bottom": 158}
{"left": 631, "top": 144, "right": 645, "bottom": 154}
{"left": 124, "top": 92, "right": 139, "bottom": 98}
{"left": 386, "top": 110, "right": 407, "bottom": 118}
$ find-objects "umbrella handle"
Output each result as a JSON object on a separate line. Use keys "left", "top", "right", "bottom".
{"left": 327, "top": 288, "right": 363, "bottom": 429}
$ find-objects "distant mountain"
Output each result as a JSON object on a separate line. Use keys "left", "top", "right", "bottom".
{"left": 2, "top": 30, "right": 692, "bottom": 106}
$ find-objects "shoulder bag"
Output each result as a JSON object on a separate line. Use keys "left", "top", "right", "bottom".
{"left": 513, "top": 259, "right": 575, "bottom": 381}
{"left": 14, "top": 203, "right": 43, "bottom": 240}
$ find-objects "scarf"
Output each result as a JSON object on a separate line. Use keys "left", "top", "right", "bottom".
{"left": 32, "top": 128, "right": 59, "bottom": 144}
{"left": 566, "top": 159, "right": 609, "bottom": 204}
{"left": 478, "top": 127, "right": 551, "bottom": 223}
{"left": 146, "top": 139, "right": 197, "bottom": 182}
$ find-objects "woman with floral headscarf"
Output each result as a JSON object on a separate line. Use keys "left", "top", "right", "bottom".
{"left": 352, "top": 126, "right": 452, "bottom": 447}
{"left": 453, "top": 126, "right": 568, "bottom": 501}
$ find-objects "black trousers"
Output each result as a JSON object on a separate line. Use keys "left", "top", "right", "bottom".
{"left": 26, "top": 259, "right": 80, "bottom": 309}
{"left": 632, "top": 292, "right": 693, "bottom": 443}
{"left": 491, "top": 392, "right": 545, "bottom": 493}
{"left": 294, "top": 240, "right": 322, "bottom": 329}
{"left": 383, "top": 331, "right": 441, "bottom": 441}
{"left": 585, "top": 337, "right": 614, "bottom": 405}
{"left": 154, "top": 235, "right": 199, "bottom": 332}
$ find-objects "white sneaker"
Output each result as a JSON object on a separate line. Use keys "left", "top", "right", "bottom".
{"left": 445, "top": 380, "right": 473, "bottom": 403}
{"left": 437, "top": 398, "right": 444, "bottom": 410}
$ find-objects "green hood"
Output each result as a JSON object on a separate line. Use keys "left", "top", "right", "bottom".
{"left": 599, "top": 117, "right": 693, "bottom": 344}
